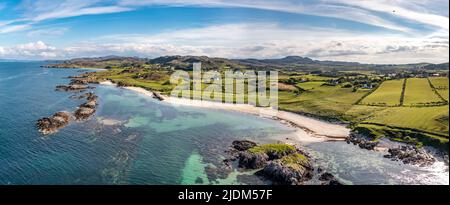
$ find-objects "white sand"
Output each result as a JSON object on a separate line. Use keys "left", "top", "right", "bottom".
{"left": 100, "top": 81, "right": 350, "bottom": 142}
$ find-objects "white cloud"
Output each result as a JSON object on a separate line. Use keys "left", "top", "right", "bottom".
{"left": 0, "top": 41, "right": 58, "bottom": 59}
{"left": 2, "top": 24, "right": 447, "bottom": 64}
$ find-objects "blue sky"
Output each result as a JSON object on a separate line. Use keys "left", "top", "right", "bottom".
{"left": 0, "top": 0, "right": 448, "bottom": 63}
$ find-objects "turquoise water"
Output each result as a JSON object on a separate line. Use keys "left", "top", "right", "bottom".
{"left": 0, "top": 62, "right": 448, "bottom": 185}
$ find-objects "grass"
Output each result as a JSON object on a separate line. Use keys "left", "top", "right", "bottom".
{"left": 278, "top": 86, "right": 370, "bottom": 120}
{"left": 403, "top": 78, "right": 444, "bottom": 106}
{"left": 248, "top": 144, "right": 296, "bottom": 155}
{"left": 360, "top": 79, "right": 403, "bottom": 106}
{"left": 362, "top": 106, "right": 449, "bottom": 136}
{"left": 281, "top": 153, "right": 310, "bottom": 170}
{"left": 429, "top": 77, "right": 449, "bottom": 101}
{"left": 296, "top": 81, "right": 325, "bottom": 90}
{"left": 355, "top": 124, "right": 449, "bottom": 152}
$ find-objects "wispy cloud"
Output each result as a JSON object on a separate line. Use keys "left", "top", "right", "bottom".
{"left": 326, "top": 0, "right": 449, "bottom": 30}
{"left": 2, "top": 0, "right": 448, "bottom": 34}
{"left": 27, "top": 27, "right": 69, "bottom": 37}
{"left": 0, "top": 24, "right": 31, "bottom": 34}
{"left": 0, "top": 0, "right": 132, "bottom": 34}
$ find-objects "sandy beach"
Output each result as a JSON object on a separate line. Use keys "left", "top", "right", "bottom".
{"left": 100, "top": 81, "right": 350, "bottom": 142}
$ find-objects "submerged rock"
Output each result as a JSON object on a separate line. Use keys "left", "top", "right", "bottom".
{"left": 384, "top": 146, "right": 436, "bottom": 167}
{"left": 36, "top": 111, "right": 72, "bottom": 135}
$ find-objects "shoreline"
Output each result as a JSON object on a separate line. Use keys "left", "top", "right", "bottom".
{"left": 100, "top": 80, "right": 350, "bottom": 143}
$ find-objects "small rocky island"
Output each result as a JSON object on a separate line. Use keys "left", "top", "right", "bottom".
{"left": 36, "top": 77, "right": 98, "bottom": 135}
{"left": 228, "top": 140, "right": 341, "bottom": 185}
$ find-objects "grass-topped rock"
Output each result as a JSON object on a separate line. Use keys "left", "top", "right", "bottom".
{"left": 262, "top": 153, "right": 313, "bottom": 185}
{"left": 238, "top": 143, "right": 297, "bottom": 169}
{"left": 231, "top": 140, "right": 315, "bottom": 185}
{"left": 248, "top": 144, "right": 297, "bottom": 159}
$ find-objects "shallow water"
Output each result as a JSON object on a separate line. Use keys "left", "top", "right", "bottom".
{"left": 0, "top": 62, "right": 448, "bottom": 185}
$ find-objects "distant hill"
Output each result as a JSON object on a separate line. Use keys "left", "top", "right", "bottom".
{"left": 44, "top": 55, "right": 449, "bottom": 71}
{"left": 423, "top": 62, "right": 449, "bottom": 70}
{"left": 149, "top": 55, "right": 246, "bottom": 70}
{"left": 44, "top": 56, "right": 148, "bottom": 69}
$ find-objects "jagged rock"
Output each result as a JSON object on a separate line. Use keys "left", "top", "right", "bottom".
{"left": 152, "top": 92, "right": 165, "bottom": 101}
{"left": 319, "top": 172, "right": 343, "bottom": 185}
{"left": 318, "top": 172, "right": 335, "bottom": 181}
{"left": 81, "top": 99, "right": 97, "bottom": 109}
{"left": 55, "top": 84, "right": 89, "bottom": 92}
{"left": 346, "top": 134, "right": 378, "bottom": 150}
{"left": 74, "top": 107, "right": 95, "bottom": 120}
{"left": 238, "top": 151, "right": 269, "bottom": 169}
{"left": 261, "top": 159, "right": 313, "bottom": 185}
{"left": 232, "top": 140, "right": 257, "bottom": 151}
{"left": 384, "top": 146, "right": 436, "bottom": 167}
{"left": 36, "top": 111, "right": 72, "bottom": 134}
{"left": 327, "top": 179, "right": 343, "bottom": 185}
{"left": 69, "top": 79, "right": 89, "bottom": 85}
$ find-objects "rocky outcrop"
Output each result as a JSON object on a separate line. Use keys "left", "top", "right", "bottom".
{"left": 36, "top": 112, "right": 72, "bottom": 134}
{"left": 152, "top": 92, "right": 165, "bottom": 101}
{"left": 260, "top": 156, "right": 313, "bottom": 185}
{"left": 232, "top": 140, "right": 257, "bottom": 151}
{"left": 229, "top": 140, "right": 314, "bottom": 185}
{"left": 318, "top": 172, "right": 343, "bottom": 185}
{"left": 74, "top": 106, "right": 96, "bottom": 120}
{"left": 384, "top": 146, "right": 436, "bottom": 167}
{"left": 346, "top": 133, "right": 378, "bottom": 150}
{"left": 55, "top": 84, "right": 90, "bottom": 92}
{"left": 238, "top": 151, "right": 269, "bottom": 169}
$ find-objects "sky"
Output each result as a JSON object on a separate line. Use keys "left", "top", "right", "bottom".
{"left": 0, "top": 0, "right": 448, "bottom": 64}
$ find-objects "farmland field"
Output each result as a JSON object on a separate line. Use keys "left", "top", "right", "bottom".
{"left": 296, "top": 81, "right": 324, "bottom": 90}
{"left": 360, "top": 79, "right": 403, "bottom": 106}
{"left": 429, "top": 77, "right": 449, "bottom": 101}
{"left": 403, "top": 78, "right": 443, "bottom": 106}
{"left": 279, "top": 85, "right": 370, "bottom": 119}
{"left": 362, "top": 106, "right": 449, "bottom": 136}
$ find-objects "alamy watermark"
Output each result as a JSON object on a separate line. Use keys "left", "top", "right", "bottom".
{"left": 169, "top": 62, "right": 279, "bottom": 116}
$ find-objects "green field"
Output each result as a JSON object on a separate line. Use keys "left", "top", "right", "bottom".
{"left": 429, "top": 77, "right": 449, "bottom": 101}
{"left": 403, "top": 78, "right": 443, "bottom": 106}
{"left": 360, "top": 79, "right": 403, "bottom": 106}
{"left": 362, "top": 106, "right": 449, "bottom": 136}
{"left": 296, "top": 81, "right": 324, "bottom": 90}
{"left": 279, "top": 85, "right": 370, "bottom": 120}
